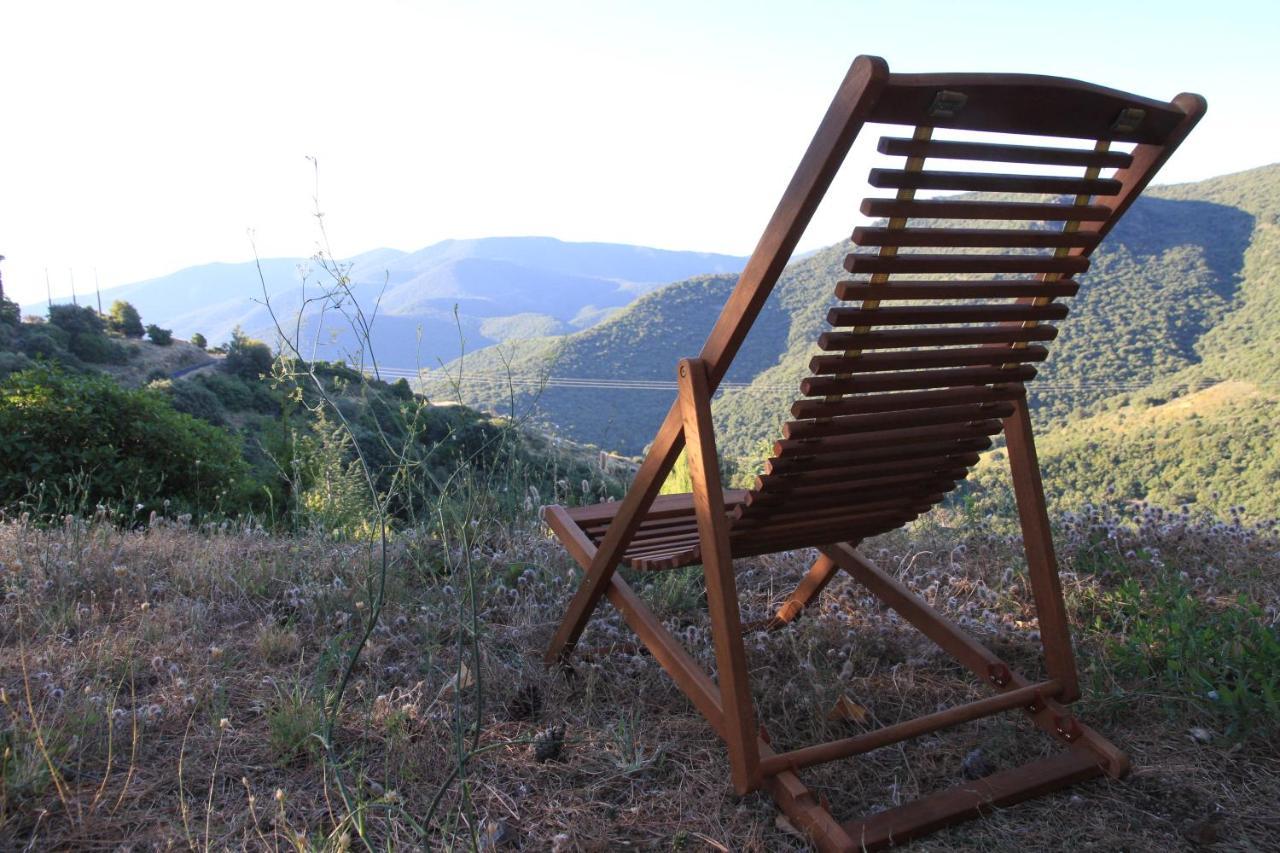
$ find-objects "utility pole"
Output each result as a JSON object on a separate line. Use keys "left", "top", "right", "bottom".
{"left": 69, "top": 268, "right": 77, "bottom": 306}
{"left": 95, "top": 268, "right": 103, "bottom": 314}
{"left": 45, "top": 268, "right": 53, "bottom": 311}
{"left": 0, "top": 254, "right": 6, "bottom": 304}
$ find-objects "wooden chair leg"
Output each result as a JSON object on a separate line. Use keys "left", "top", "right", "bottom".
{"left": 678, "top": 358, "right": 761, "bottom": 794}
{"left": 765, "top": 552, "right": 842, "bottom": 629}
{"left": 1003, "top": 395, "right": 1081, "bottom": 702}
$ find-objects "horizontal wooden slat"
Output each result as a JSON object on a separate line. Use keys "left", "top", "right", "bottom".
{"left": 800, "top": 365, "right": 1035, "bottom": 397}
{"left": 878, "top": 136, "right": 1134, "bottom": 168}
{"left": 845, "top": 253, "right": 1089, "bottom": 275}
{"left": 564, "top": 489, "right": 747, "bottom": 527}
{"left": 810, "top": 346, "right": 1048, "bottom": 375}
{"left": 782, "top": 402, "right": 1015, "bottom": 440}
{"left": 791, "top": 386, "right": 1023, "bottom": 422}
{"left": 835, "top": 279, "right": 1078, "bottom": 301}
{"left": 867, "top": 73, "right": 1186, "bottom": 143}
{"left": 772, "top": 419, "right": 1004, "bottom": 458}
{"left": 861, "top": 198, "right": 1112, "bottom": 221}
{"left": 735, "top": 497, "right": 932, "bottom": 529}
{"left": 733, "top": 510, "right": 922, "bottom": 543}
{"left": 747, "top": 470, "right": 969, "bottom": 507}
{"left": 741, "top": 486, "right": 956, "bottom": 521}
{"left": 767, "top": 437, "right": 992, "bottom": 476}
{"left": 758, "top": 453, "right": 981, "bottom": 493}
{"left": 827, "top": 303, "right": 1068, "bottom": 327}
{"left": 841, "top": 748, "right": 1105, "bottom": 849}
{"left": 853, "top": 226, "right": 1099, "bottom": 249}
{"left": 868, "top": 168, "right": 1122, "bottom": 196}
{"left": 757, "top": 454, "right": 975, "bottom": 493}
{"left": 819, "top": 324, "right": 1057, "bottom": 351}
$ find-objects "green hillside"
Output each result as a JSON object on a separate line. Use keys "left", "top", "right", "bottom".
{"left": 437, "top": 166, "right": 1275, "bottom": 485}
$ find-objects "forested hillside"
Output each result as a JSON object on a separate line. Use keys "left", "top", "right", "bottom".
{"left": 438, "top": 164, "right": 1279, "bottom": 516}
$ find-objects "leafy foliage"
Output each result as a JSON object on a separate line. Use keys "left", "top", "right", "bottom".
{"left": 189, "top": 332, "right": 207, "bottom": 350}
{"left": 0, "top": 368, "right": 253, "bottom": 514}
{"left": 145, "top": 324, "right": 173, "bottom": 345}
{"left": 107, "top": 299, "right": 145, "bottom": 338}
{"left": 222, "top": 326, "right": 274, "bottom": 380}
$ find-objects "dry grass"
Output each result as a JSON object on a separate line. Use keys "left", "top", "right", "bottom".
{"left": 1, "top": 503, "right": 1277, "bottom": 851}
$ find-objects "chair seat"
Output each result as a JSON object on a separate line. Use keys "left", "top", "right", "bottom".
{"left": 558, "top": 487, "right": 919, "bottom": 571}
{"left": 559, "top": 490, "right": 747, "bottom": 570}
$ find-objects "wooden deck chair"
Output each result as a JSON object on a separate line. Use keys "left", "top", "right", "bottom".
{"left": 541, "top": 55, "right": 1204, "bottom": 851}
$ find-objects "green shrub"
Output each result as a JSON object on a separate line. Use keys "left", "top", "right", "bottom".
{"left": 167, "top": 379, "right": 228, "bottom": 425}
{"left": 190, "top": 332, "right": 207, "bottom": 350}
{"left": 69, "top": 331, "right": 130, "bottom": 364}
{"left": 107, "top": 300, "right": 144, "bottom": 338}
{"left": 145, "top": 324, "right": 173, "bottom": 346}
{"left": 48, "top": 304, "right": 105, "bottom": 336}
{"left": 0, "top": 367, "right": 255, "bottom": 515}
{"left": 1091, "top": 576, "right": 1280, "bottom": 734}
{"left": 0, "top": 297, "right": 19, "bottom": 326}
{"left": 223, "top": 326, "right": 273, "bottom": 380}
{"left": 197, "top": 372, "right": 278, "bottom": 414}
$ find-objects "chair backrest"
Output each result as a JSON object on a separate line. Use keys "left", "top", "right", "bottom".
{"left": 722, "top": 70, "right": 1205, "bottom": 557}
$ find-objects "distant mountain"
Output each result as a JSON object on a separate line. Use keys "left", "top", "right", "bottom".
{"left": 24, "top": 237, "right": 747, "bottom": 369}
{"left": 433, "top": 164, "right": 1280, "bottom": 516}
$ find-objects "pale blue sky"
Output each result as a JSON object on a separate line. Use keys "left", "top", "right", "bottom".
{"left": 3, "top": 0, "right": 1276, "bottom": 304}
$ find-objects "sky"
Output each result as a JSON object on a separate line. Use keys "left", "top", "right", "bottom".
{"left": 3, "top": 0, "right": 1277, "bottom": 306}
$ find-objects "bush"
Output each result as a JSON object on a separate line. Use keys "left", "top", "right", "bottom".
{"left": 197, "top": 372, "right": 278, "bottom": 414}
{"left": 69, "top": 331, "right": 130, "bottom": 365}
{"left": 146, "top": 324, "right": 173, "bottom": 346}
{"left": 167, "top": 379, "right": 228, "bottom": 426}
{"left": 48, "top": 304, "right": 105, "bottom": 337}
{"left": 107, "top": 300, "right": 144, "bottom": 338}
{"left": 190, "top": 332, "right": 207, "bottom": 350}
{"left": 0, "top": 368, "right": 255, "bottom": 515}
{"left": 223, "top": 326, "right": 274, "bottom": 381}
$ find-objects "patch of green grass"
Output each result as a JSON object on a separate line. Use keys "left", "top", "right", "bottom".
{"left": 1087, "top": 576, "right": 1280, "bottom": 734}
{"left": 267, "top": 683, "right": 326, "bottom": 767}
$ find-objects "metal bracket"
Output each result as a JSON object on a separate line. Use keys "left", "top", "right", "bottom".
{"left": 929, "top": 89, "right": 968, "bottom": 118}
{"left": 1111, "top": 107, "right": 1146, "bottom": 134}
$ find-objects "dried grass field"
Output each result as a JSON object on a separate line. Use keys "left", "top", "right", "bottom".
{"left": 2, "top": 500, "right": 1277, "bottom": 851}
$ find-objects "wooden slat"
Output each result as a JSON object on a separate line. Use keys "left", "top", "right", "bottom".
{"left": 827, "top": 303, "right": 1068, "bottom": 327}
{"left": 861, "top": 197, "right": 1112, "bottom": 221}
{"left": 773, "top": 418, "right": 1005, "bottom": 457}
{"left": 800, "top": 365, "right": 1036, "bottom": 397}
{"left": 758, "top": 453, "right": 981, "bottom": 492}
{"left": 819, "top": 324, "right": 1057, "bottom": 351}
{"left": 853, "top": 226, "right": 1099, "bottom": 249}
{"left": 845, "top": 253, "right": 1089, "bottom": 275}
{"left": 842, "top": 748, "right": 1104, "bottom": 851}
{"left": 878, "top": 136, "right": 1135, "bottom": 168}
{"left": 868, "top": 72, "right": 1188, "bottom": 143}
{"left": 746, "top": 469, "right": 969, "bottom": 507}
{"left": 782, "top": 402, "right": 1015, "bottom": 440}
{"left": 742, "top": 485, "right": 952, "bottom": 517}
{"left": 835, "top": 279, "right": 1078, "bottom": 300}
{"left": 790, "top": 386, "right": 1023, "bottom": 422}
{"left": 767, "top": 436, "right": 992, "bottom": 475}
{"left": 564, "top": 490, "right": 748, "bottom": 527}
{"left": 762, "top": 680, "right": 1061, "bottom": 776}
{"left": 735, "top": 496, "right": 938, "bottom": 527}
{"left": 869, "top": 168, "right": 1121, "bottom": 196}
{"left": 810, "top": 346, "right": 1048, "bottom": 375}
{"left": 757, "top": 453, "right": 977, "bottom": 492}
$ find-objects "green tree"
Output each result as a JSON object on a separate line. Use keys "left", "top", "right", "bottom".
{"left": 107, "top": 299, "right": 145, "bottom": 338}
{"left": 189, "top": 332, "right": 207, "bottom": 350}
{"left": 146, "top": 324, "right": 173, "bottom": 346}
{"left": 223, "top": 326, "right": 274, "bottom": 380}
